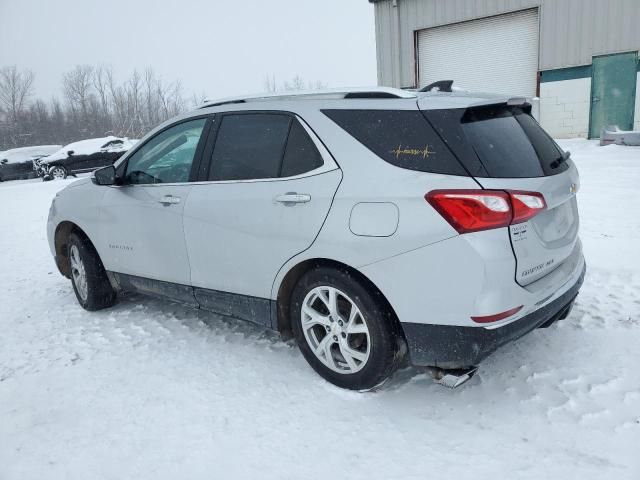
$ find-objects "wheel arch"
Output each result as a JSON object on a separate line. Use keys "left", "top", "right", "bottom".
{"left": 275, "top": 257, "right": 405, "bottom": 341}
{"left": 54, "top": 221, "right": 94, "bottom": 278}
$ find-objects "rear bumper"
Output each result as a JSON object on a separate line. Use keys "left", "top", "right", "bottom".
{"left": 402, "top": 262, "right": 586, "bottom": 368}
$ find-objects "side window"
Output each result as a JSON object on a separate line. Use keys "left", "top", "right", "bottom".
{"left": 124, "top": 118, "right": 207, "bottom": 185}
{"left": 209, "top": 114, "right": 291, "bottom": 181}
{"left": 280, "top": 119, "right": 324, "bottom": 177}
{"left": 102, "top": 139, "right": 124, "bottom": 151}
{"left": 322, "top": 109, "right": 467, "bottom": 175}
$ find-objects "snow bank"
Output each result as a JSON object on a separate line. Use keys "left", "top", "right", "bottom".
{"left": 557, "top": 139, "right": 640, "bottom": 273}
{"left": 0, "top": 140, "right": 638, "bottom": 480}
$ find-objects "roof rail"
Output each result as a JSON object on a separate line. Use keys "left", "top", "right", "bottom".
{"left": 199, "top": 87, "right": 416, "bottom": 108}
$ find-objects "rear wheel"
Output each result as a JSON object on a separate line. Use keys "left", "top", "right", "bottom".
{"left": 50, "top": 166, "right": 67, "bottom": 180}
{"left": 68, "top": 233, "right": 116, "bottom": 311}
{"left": 291, "top": 267, "right": 403, "bottom": 390}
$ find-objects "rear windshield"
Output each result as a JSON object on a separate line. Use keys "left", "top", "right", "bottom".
{"left": 322, "top": 109, "right": 467, "bottom": 176}
{"left": 424, "top": 105, "right": 568, "bottom": 178}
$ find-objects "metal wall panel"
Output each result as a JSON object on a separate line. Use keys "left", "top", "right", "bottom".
{"left": 373, "top": 0, "right": 640, "bottom": 87}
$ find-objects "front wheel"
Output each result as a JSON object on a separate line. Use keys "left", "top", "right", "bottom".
{"left": 68, "top": 233, "right": 116, "bottom": 311}
{"left": 50, "top": 166, "right": 67, "bottom": 180}
{"left": 290, "top": 267, "right": 404, "bottom": 390}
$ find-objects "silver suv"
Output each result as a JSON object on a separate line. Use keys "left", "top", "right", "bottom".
{"left": 47, "top": 87, "right": 585, "bottom": 390}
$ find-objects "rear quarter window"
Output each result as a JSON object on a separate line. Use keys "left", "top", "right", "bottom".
{"left": 322, "top": 109, "right": 467, "bottom": 176}
{"left": 280, "top": 119, "right": 324, "bottom": 177}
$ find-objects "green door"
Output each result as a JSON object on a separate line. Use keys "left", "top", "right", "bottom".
{"left": 589, "top": 52, "right": 638, "bottom": 138}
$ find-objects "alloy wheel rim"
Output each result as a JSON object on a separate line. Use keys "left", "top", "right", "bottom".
{"left": 301, "top": 286, "right": 371, "bottom": 374}
{"left": 70, "top": 245, "right": 88, "bottom": 301}
{"left": 52, "top": 167, "right": 65, "bottom": 178}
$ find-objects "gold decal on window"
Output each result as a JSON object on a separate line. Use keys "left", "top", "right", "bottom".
{"left": 389, "top": 144, "right": 434, "bottom": 159}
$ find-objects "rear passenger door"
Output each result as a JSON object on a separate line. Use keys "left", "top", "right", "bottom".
{"left": 183, "top": 112, "right": 342, "bottom": 325}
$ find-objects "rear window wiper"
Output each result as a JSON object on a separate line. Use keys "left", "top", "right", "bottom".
{"left": 550, "top": 150, "right": 571, "bottom": 169}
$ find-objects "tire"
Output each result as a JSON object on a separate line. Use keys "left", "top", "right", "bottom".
{"left": 67, "top": 232, "right": 116, "bottom": 311}
{"left": 50, "top": 166, "right": 67, "bottom": 180}
{"left": 290, "top": 266, "right": 404, "bottom": 390}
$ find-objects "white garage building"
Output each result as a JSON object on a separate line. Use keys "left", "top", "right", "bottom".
{"left": 370, "top": 0, "right": 640, "bottom": 138}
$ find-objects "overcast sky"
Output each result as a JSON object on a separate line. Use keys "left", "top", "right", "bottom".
{"left": 0, "top": 0, "right": 378, "bottom": 101}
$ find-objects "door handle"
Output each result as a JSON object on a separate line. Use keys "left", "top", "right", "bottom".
{"left": 158, "top": 195, "right": 181, "bottom": 206}
{"left": 592, "top": 96, "right": 600, "bottom": 102}
{"left": 275, "top": 192, "right": 311, "bottom": 205}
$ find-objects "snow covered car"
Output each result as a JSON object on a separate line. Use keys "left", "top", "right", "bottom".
{"left": 0, "top": 145, "right": 61, "bottom": 182}
{"left": 46, "top": 87, "right": 586, "bottom": 390}
{"left": 42, "top": 137, "right": 136, "bottom": 180}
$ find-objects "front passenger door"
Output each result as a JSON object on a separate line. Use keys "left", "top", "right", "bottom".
{"left": 97, "top": 117, "right": 209, "bottom": 298}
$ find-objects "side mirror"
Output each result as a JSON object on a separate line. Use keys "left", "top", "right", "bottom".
{"left": 0, "top": 159, "right": 7, "bottom": 164}
{"left": 67, "top": 150, "right": 75, "bottom": 156}
{"left": 93, "top": 165, "right": 116, "bottom": 186}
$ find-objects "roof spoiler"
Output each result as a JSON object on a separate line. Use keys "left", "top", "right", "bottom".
{"left": 419, "top": 80, "right": 454, "bottom": 93}
{"left": 507, "top": 97, "right": 529, "bottom": 107}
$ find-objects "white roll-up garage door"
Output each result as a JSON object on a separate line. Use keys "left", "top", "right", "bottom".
{"left": 417, "top": 9, "right": 539, "bottom": 96}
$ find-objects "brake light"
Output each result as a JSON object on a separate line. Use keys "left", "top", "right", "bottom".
{"left": 425, "top": 190, "right": 511, "bottom": 233}
{"left": 425, "top": 189, "right": 546, "bottom": 234}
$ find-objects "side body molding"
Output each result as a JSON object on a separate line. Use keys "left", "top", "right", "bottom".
{"left": 108, "top": 271, "right": 275, "bottom": 328}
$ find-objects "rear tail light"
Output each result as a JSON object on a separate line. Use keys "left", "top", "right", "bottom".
{"left": 510, "top": 191, "right": 546, "bottom": 224}
{"left": 425, "top": 189, "right": 546, "bottom": 234}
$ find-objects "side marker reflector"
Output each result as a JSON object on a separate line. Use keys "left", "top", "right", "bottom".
{"left": 471, "top": 306, "right": 524, "bottom": 324}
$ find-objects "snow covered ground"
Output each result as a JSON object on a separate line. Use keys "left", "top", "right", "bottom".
{"left": 1, "top": 139, "right": 638, "bottom": 479}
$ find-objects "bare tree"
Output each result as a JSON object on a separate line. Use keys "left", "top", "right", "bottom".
{"left": 283, "top": 74, "right": 306, "bottom": 91}
{"left": 142, "top": 68, "right": 186, "bottom": 129}
{"left": 143, "top": 68, "right": 159, "bottom": 127}
{"left": 0, "top": 66, "right": 35, "bottom": 124}
{"left": 1, "top": 63, "right": 189, "bottom": 149}
{"left": 125, "top": 69, "right": 144, "bottom": 136}
{"left": 190, "top": 90, "right": 208, "bottom": 108}
{"left": 159, "top": 79, "right": 185, "bottom": 120}
{"left": 93, "top": 65, "right": 111, "bottom": 117}
{"left": 263, "top": 74, "right": 327, "bottom": 93}
{"left": 307, "top": 79, "right": 328, "bottom": 90}
{"left": 264, "top": 74, "right": 277, "bottom": 93}
{"left": 106, "top": 68, "right": 129, "bottom": 137}
{"left": 63, "top": 65, "right": 94, "bottom": 117}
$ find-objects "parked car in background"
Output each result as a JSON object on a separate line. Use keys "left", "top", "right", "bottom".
{"left": 0, "top": 145, "right": 61, "bottom": 182}
{"left": 41, "top": 137, "right": 137, "bottom": 180}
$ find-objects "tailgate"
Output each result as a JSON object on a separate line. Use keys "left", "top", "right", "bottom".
{"left": 476, "top": 166, "right": 580, "bottom": 285}
{"left": 421, "top": 101, "right": 581, "bottom": 287}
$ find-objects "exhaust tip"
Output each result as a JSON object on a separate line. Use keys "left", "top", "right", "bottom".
{"left": 427, "top": 366, "right": 479, "bottom": 388}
